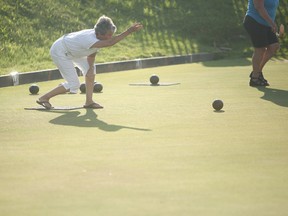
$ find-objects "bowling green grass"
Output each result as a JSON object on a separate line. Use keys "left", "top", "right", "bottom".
{"left": 1, "top": 58, "right": 288, "bottom": 216}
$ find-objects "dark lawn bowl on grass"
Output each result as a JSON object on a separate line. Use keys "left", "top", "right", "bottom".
{"left": 29, "top": 84, "right": 39, "bottom": 95}
{"left": 93, "top": 82, "right": 103, "bottom": 93}
{"left": 212, "top": 99, "right": 224, "bottom": 111}
{"left": 150, "top": 74, "right": 160, "bottom": 85}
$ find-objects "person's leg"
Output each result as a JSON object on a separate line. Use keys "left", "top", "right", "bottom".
{"left": 37, "top": 56, "right": 80, "bottom": 108}
{"left": 249, "top": 42, "right": 279, "bottom": 87}
{"left": 251, "top": 47, "right": 266, "bottom": 78}
{"left": 74, "top": 59, "right": 103, "bottom": 108}
{"left": 244, "top": 16, "right": 271, "bottom": 86}
{"left": 38, "top": 85, "right": 68, "bottom": 103}
{"left": 85, "top": 71, "right": 95, "bottom": 105}
{"left": 255, "top": 28, "right": 280, "bottom": 86}
{"left": 259, "top": 42, "right": 280, "bottom": 71}
{"left": 84, "top": 72, "right": 103, "bottom": 108}
{"left": 249, "top": 47, "right": 271, "bottom": 86}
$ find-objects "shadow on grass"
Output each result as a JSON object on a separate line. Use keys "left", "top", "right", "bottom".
{"left": 256, "top": 87, "right": 288, "bottom": 108}
{"left": 49, "top": 109, "right": 151, "bottom": 132}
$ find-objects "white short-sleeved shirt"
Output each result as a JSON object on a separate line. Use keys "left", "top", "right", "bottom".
{"left": 63, "top": 29, "right": 100, "bottom": 58}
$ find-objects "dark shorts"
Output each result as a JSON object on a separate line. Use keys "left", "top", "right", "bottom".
{"left": 243, "top": 15, "right": 278, "bottom": 48}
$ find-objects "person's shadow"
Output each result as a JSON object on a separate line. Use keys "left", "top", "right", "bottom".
{"left": 49, "top": 109, "right": 151, "bottom": 132}
{"left": 256, "top": 87, "right": 288, "bottom": 108}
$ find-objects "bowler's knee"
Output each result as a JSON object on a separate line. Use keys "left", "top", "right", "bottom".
{"left": 69, "top": 80, "right": 81, "bottom": 94}
{"left": 85, "top": 72, "right": 95, "bottom": 82}
{"left": 269, "top": 43, "right": 280, "bottom": 55}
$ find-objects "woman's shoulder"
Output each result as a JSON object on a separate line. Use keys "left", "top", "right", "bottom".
{"left": 75, "top": 29, "right": 95, "bottom": 35}
{"left": 67, "top": 29, "right": 94, "bottom": 37}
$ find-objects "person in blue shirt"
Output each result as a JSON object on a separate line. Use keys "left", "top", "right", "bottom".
{"left": 243, "top": 0, "right": 280, "bottom": 87}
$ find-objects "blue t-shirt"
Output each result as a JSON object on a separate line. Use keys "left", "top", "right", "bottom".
{"left": 246, "top": 0, "right": 279, "bottom": 26}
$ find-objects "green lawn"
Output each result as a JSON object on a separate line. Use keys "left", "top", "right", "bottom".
{"left": 0, "top": 58, "right": 288, "bottom": 216}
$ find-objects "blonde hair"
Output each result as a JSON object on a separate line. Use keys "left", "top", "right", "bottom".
{"left": 94, "top": 15, "right": 117, "bottom": 35}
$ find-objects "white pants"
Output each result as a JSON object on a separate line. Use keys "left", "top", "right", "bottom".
{"left": 50, "top": 37, "right": 96, "bottom": 93}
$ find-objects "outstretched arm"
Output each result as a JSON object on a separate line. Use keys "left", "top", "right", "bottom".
{"left": 91, "top": 23, "right": 143, "bottom": 48}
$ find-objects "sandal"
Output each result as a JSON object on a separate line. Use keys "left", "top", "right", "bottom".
{"left": 36, "top": 100, "right": 53, "bottom": 109}
{"left": 249, "top": 72, "right": 269, "bottom": 86}
{"left": 83, "top": 102, "right": 103, "bottom": 109}
{"left": 249, "top": 77, "right": 267, "bottom": 87}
